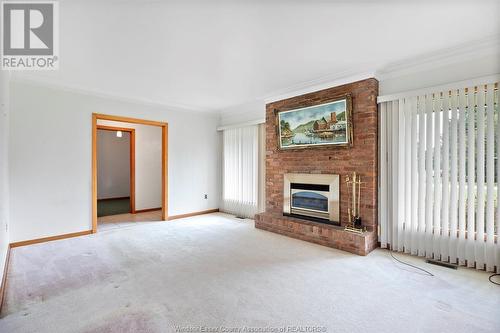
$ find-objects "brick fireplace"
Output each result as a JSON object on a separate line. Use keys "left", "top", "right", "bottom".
{"left": 255, "top": 78, "right": 379, "bottom": 256}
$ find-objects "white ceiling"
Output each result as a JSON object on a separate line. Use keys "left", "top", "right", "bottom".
{"left": 14, "top": 0, "right": 500, "bottom": 112}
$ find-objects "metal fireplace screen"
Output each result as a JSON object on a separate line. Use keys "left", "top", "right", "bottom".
{"left": 290, "top": 183, "right": 330, "bottom": 219}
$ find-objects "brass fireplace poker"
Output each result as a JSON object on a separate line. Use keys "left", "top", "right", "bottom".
{"left": 344, "top": 172, "right": 366, "bottom": 234}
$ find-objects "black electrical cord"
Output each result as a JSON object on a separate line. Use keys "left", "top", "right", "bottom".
{"left": 489, "top": 274, "right": 500, "bottom": 286}
{"left": 388, "top": 250, "right": 499, "bottom": 284}
{"left": 389, "top": 250, "right": 434, "bottom": 276}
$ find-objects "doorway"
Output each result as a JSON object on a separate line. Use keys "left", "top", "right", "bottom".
{"left": 92, "top": 113, "right": 168, "bottom": 233}
{"left": 96, "top": 125, "right": 135, "bottom": 217}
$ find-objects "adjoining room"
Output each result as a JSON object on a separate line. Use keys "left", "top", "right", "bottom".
{"left": 95, "top": 117, "right": 165, "bottom": 229}
{"left": 97, "top": 126, "right": 133, "bottom": 218}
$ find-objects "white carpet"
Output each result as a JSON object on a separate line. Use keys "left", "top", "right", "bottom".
{"left": 1, "top": 213, "right": 499, "bottom": 333}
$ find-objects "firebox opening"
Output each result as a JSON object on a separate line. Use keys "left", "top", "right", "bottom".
{"left": 291, "top": 191, "right": 328, "bottom": 212}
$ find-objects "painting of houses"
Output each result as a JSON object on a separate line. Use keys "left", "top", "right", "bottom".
{"left": 277, "top": 97, "right": 352, "bottom": 149}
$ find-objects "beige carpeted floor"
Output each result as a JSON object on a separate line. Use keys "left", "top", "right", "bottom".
{"left": 1, "top": 213, "right": 499, "bottom": 333}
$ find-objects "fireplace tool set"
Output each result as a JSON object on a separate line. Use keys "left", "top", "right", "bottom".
{"left": 344, "top": 172, "right": 366, "bottom": 234}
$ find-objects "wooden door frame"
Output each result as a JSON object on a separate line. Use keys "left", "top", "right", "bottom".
{"left": 92, "top": 113, "right": 168, "bottom": 233}
{"left": 96, "top": 125, "right": 136, "bottom": 214}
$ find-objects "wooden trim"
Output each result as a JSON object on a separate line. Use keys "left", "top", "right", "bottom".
{"left": 10, "top": 230, "right": 93, "bottom": 248}
{"left": 92, "top": 113, "right": 168, "bottom": 232}
{"left": 97, "top": 196, "right": 130, "bottom": 202}
{"left": 92, "top": 114, "right": 98, "bottom": 233}
{"left": 162, "top": 125, "right": 168, "bottom": 220}
{"left": 96, "top": 125, "right": 134, "bottom": 132}
{"left": 93, "top": 113, "right": 168, "bottom": 127}
{"left": 135, "top": 207, "right": 162, "bottom": 213}
{"left": 168, "top": 209, "right": 219, "bottom": 221}
{"left": 0, "top": 245, "right": 11, "bottom": 314}
{"left": 130, "top": 129, "right": 136, "bottom": 214}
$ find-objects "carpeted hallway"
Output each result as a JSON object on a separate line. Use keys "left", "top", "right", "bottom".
{"left": 1, "top": 213, "right": 499, "bottom": 333}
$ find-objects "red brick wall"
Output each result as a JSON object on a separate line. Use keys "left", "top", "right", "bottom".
{"left": 265, "top": 78, "right": 379, "bottom": 231}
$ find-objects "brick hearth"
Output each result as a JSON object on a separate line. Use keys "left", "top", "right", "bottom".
{"left": 256, "top": 78, "right": 379, "bottom": 256}
{"left": 255, "top": 212, "right": 377, "bottom": 256}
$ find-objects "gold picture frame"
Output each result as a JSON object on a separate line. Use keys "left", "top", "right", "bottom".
{"left": 275, "top": 94, "right": 353, "bottom": 150}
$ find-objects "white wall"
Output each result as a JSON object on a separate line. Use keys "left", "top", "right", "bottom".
{"left": 9, "top": 80, "right": 220, "bottom": 242}
{"left": 0, "top": 71, "right": 10, "bottom": 284}
{"left": 97, "top": 129, "right": 131, "bottom": 199}
{"left": 97, "top": 120, "right": 162, "bottom": 210}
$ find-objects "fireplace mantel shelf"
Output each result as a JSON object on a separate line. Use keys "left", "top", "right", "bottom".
{"left": 255, "top": 212, "right": 377, "bottom": 256}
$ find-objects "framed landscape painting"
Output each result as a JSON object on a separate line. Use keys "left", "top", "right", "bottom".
{"left": 276, "top": 95, "right": 353, "bottom": 149}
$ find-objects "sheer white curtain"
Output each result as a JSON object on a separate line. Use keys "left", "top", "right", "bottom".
{"left": 379, "top": 82, "right": 499, "bottom": 272}
{"left": 222, "top": 125, "right": 262, "bottom": 218}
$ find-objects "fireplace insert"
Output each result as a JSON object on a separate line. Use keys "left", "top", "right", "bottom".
{"left": 290, "top": 183, "right": 330, "bottom": 220}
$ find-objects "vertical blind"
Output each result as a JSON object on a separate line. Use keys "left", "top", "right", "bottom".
{"left": 222, "top": 125, "right": 259, "bottom": 218}
{"left": 379, "top": 82, "right": 499, "bottom": 272}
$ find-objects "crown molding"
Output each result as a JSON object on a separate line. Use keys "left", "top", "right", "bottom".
{"left": 377, "top": 73, "right": 500, "bottom": 103}
{"left": 218, "top": 99, "right": 266, "bottom": 118}
{"left": 10, "top": 74, "right": 216, "bottom": 114}
{"left": 217, "top": 118, "right": 265, "bottom": 131}
{"left": 262, "top": 68, "right": 377, "bottom": 104}
{"left": 377, "top": 34, "right": 500, "bottom": 80}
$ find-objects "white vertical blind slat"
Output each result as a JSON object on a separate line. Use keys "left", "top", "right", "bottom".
{"left": 425, "top": 94, "right": 434, "bottom": 258}
{"left": 449, "top": 91, "right": 459, "bottom": 263}
{"left": 397, "top": 99, "right": 406, "bottom": 251}
{"left": 458, "top": 89, "right": 467, "bottom": 265}
{"left": 379, "top": 102, "right": 388, "bottom": 247}
{"left": 485, "top": 84, "right": 495, "bottom": 271}
{"left": 410, "top": 96, "right": 419, "bottom": 255}
{"left": 417, "top": 96, "right": 427, "bottom": 256}
{"left": 476, "top": 88, "right": 486, "bottom": 269}
{"left": 466, "top": 90, "right": 476, "bottom": 267}
{"left": 391, "top": 100, "right": 400, "bottom": 249}
{"left": 387, "top": 102, "right": 394, "bottom": 246}
{"left": 433, "top": 94, "right": 442, "bottom": 258}
{"left": 496, "top": 85, "right": 500, "bottom": 273}
{"left": 441, "top": 95, "right": 450, "bottom": 260}
{"left": 404, "top": 98, "right": 412, "bottom": 253}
